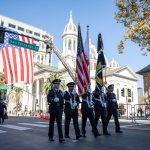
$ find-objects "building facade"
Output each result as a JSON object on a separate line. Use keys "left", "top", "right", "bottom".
{"left": 137, "top": 64, "right": 150, "bottom": 104}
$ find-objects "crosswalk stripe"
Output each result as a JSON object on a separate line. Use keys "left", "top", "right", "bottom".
{"left": 18, "top": 123, "right": 48, "bottom": 127}
{"left": 34, "top": 122, "right": 49, "bottom": 124}
{"left": 0, "top": 130, "right": 7, "bottom": 133}
{"left": 1, "top": 125, "right": 31, "bottom": 130}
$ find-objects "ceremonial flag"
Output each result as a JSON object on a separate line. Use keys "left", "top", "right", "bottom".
{"left": 0, "top": 26, "right": 34, "bottom": 84}
{"left": 95, "top": 33, "right": 106, "bottom": 92}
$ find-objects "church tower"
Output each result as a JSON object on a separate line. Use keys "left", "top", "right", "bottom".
{"left": 58, "top": 11, "right": 77, "bottom": 69}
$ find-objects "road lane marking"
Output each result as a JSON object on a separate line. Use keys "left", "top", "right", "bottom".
{"left": 0, "top": 130, "right": 7, "bottom": 133}
{"left": 124, "top": 127, "right": 150, "bottom": 131}
{"left": 18, "top": 123, "right": 48, "bottom": 127}
{"left": 0, "top": 125, "right": 31, "bottom": 130}
{"left": 34, "top": 122, "right": 49, "bottom": 124}
{"left": 121, "top": 124, "right": 143, "bottom": 128}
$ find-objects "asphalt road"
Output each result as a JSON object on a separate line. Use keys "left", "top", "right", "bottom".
{"left": 0, "top": 116, "right": 150, "bottom": 150}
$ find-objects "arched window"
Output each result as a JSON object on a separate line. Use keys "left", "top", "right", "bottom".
{"left": 68, "top": 39, "right": 72, "bottom": 50}
{"left": 73, "top": 40, "right": 76, "bottom": 51}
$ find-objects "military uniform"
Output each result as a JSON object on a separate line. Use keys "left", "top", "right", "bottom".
{"left": 105, "top": 84, "right": 123, "bottom": 133}
{"left": 47, "top": 79, "right": 65, "bottom": 142}
{"left": 64, "top": 82, "right": 81, "bottom": 139}
{"left": 92, "top": 91, "right": 110, "bottom": 135}
{"left": 81, "top": 92, "right": 100, "bottom": 137}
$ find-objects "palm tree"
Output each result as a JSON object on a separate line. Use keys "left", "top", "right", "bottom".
{"left": 41, "top": 73, "right": 66, "bottom": 96}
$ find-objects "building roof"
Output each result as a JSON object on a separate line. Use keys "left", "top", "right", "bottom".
{"left": 137, "top": 64, "right": 150, "bottom": 75}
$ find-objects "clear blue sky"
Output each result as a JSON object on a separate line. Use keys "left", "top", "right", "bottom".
{"left": 0, "top": 0, "right": 149, "bottom": 88}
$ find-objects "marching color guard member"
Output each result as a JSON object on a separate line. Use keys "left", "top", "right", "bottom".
{"left": 47, "top": 79, "right": 65, "bottom": 143}
{"left": 64, "top": 82, "right": 82, "bottom": 140}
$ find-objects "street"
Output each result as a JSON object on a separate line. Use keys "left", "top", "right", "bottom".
{"left": 0, "top": 116, "right": 150, "bottom": 150}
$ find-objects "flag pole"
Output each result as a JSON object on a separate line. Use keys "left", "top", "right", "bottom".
{"left": 86, "top": 25, "right": 90, "bottom": 91}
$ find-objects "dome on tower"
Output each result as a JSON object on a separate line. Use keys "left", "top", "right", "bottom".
{"left": 62, "top": 11, "right": 77, "bottom": 37}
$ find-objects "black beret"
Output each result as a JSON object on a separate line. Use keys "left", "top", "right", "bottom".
{"left": 107, "top": 84, "right": 114, "bottom": 89}
{"left": 52, "top": 79, "right": 61, "bottom": 84}
{"left": 66, "top": 82, "right": 75, "bottom": 87}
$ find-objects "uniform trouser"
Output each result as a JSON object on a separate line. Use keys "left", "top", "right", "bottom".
{"left": 0, "top": 112, "right": 4, "bottom": 124}
{"left": 106, "top": 109, "right": 120, "bottom": 131}
{"left": 48, "top": 112, "right": 63, "bottom": 139}
{"left": 94, "top": 109, "right": 108, "bottom": 133}
{"left": 65, "top": 111, "right": 80, "bottom": 137}
{"left": 82, "top": 109, "right": 99, "bottom": 135}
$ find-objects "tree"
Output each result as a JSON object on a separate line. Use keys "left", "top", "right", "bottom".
{"left": 41, "top": 73, "right": 66, "bottom": 95}
{"left": 0, "top": 72, "right": 5, "bottom": 85}
{"left": 115, "top": 0, "right": 150, "bottom": 54}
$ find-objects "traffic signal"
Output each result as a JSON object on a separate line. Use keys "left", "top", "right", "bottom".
{"left": 127, "top": 89, "right": 131, "bottom": 97}
{"left": 0, "top": 29, "right": 5, "bottom": 43}
{"left": 121, "top": 88, "right": 125, "bottom": 97}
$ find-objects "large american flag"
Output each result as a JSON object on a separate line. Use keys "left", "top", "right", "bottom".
{"left": 76, "top": 25, "right": 89, "bottom": 95}
{"left": 0, "top": 27, "right": 34, "bottom": 84}
{"left": 95, "top": 33, "right": 106, "bottom": 92}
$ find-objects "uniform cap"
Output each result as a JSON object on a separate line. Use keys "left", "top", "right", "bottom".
{"left": 107, "top": 84, "right": 114, "bottom": 89}
{"left": 52, "top": 79, "right": 61, "bottom": 84}
{"left": 66, "top": 82, "right": 75, "bottom": 87}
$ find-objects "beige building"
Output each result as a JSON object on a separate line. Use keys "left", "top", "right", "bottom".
{"left": 137, "top": 64, "right": 150, "bottom": 104}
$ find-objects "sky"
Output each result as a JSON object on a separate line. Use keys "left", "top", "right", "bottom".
{"left": 0, "top": 0, "right": 149, "bottom": 88}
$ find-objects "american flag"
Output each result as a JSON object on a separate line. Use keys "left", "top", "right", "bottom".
{"left": 76, "top": 25, "right": 88, "bottom": 95}
{"left": 0, "top": 27, "right": 34, "bottom": 84}
{"left": 95, "top": 33, "right": 106, "bottom": 92}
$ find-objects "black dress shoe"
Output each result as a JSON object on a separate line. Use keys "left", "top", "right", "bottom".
{"left": 65, "top": 135, "right": 70, "bottom": 138}
{"left": 76, "top": 135, "right": 82, "bottom": 140}
{"left": 59, "top": 138, "right": 65, "bottom": 143}
{"left": 103, "top": 132, "right": 111, "bottom": 136}
{"left": 116, "top": 130, "right": 123, "bottom": 133}
{"left": 94, "top": 133, "right": 101, "bottom": 137}
{"left": 49, "top": 137, "right": 54, "bottom": 141}
{"left": 82, "top": 134, "right": 86, "bottom": 138}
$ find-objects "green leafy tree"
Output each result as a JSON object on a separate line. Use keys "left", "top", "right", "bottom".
{"left": 115, "top": 0, "right": 150, "bottom": 54}
{"left": 41, "top": 73, "right": 66, "bottom": 95}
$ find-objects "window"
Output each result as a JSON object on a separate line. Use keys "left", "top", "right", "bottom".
{"left": 68, "top": 39, "right": 72, "bottom": 50}
{"left": 26, "top": 29, "right": 32, "bottom": 34}
{"left": 1, "top": 20, "right": 4, "bottom": 26}
{"left": 8, "top": 23, "right": 16, "bottom": 29}
{"left": 73, "top": 40, "right": 76, "bottom": 51}
{"left": 34, "top": 32, "right": 40, "bottom": 37}
{"left": 18, "top": 26, "right": 24, "bottom": 31}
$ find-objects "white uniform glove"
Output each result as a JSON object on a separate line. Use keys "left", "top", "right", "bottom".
{"left": 112, "top": 99, "right": 117, "bottom": 102}
{"left": 102, "top": 102, "right": 107, "bottom": 108}
{"left": 54, "top": 98, "right": 59, "bottom": 102}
